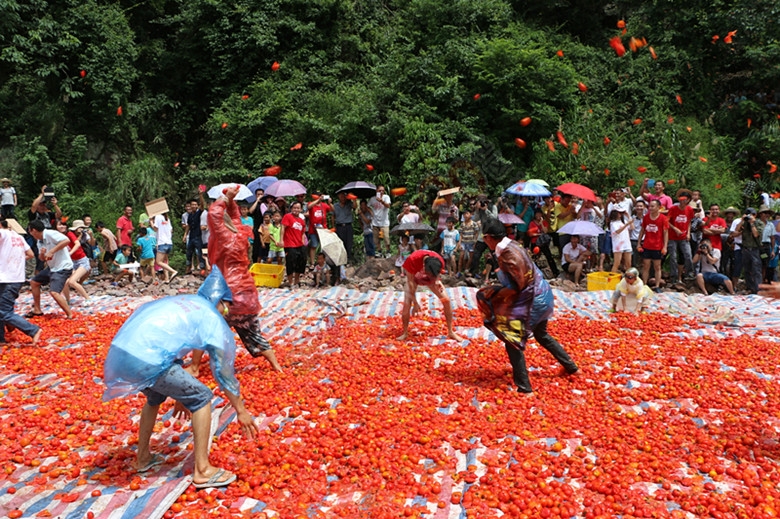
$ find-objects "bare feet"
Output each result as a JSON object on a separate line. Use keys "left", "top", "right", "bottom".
{"left": 519, "top": 391, "right": 535, "bottom": 398}
{"left": 396, "top": 333, "right": 409, "bottom": 341}
{"left": 185, "top": 364, "right": 200, "bottom": 377}
{"left": 447, "top": 332, "right": 465, "bottom": 342}
{"left": 31, "top": 329, "right": 42, "bottom": 346}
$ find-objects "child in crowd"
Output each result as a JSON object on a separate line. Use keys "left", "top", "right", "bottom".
{"left": 136, "top": 227, "right": 157, "bottom": 280}
{"left": 268, "top": 211, "right": 285, "bottom": 265}
{"left": 412, "top": 235, "right": 427, "bottom": 252}
{"left": 113, "top": 245, "right": 135, "bottom": 284}
{"left": 396, "top": 234, "right": 412, "bottom": 274}
{"left": 313, "top": 252, "right": 330, "bottom": 288}
{"left": 459, "top": 210, "right": 479, "bottom": 274}
{"left": 258, "top": 212, "right": 272, "bottom": 263}
{"left": 359, "top": 199, "right": 375, "bottom": 258}
{"left": 440, "top": 217, "right": 461, "bottom": 274}
{"left": 240, "top": 204, "right": 254, "bottom": 262}
{"left": 95, "top": 221, "right": 118, "bottom": 275}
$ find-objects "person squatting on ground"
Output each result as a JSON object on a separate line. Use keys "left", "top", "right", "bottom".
{"left": 477, "top": 219, "right": 578, "bottom": 395}
{"left": 0, "top": 220, "right": 42, "bottom": 345}
{"left": 192, "top": 185, "right": 282, "bottom": 372}
{"left": 610, "top": 267, "right": 653, "bottom": 314}
{"left": 397, "top": 249, "right": 464, "bottom": 342}
{"left": 694, "top": 238, "right": 735, "bottom": 295}
{"left": 102, "top": 267, "right": 258, "bottom": 488}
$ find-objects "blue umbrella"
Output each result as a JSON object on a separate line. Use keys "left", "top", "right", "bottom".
{"left": 246, "top": 177, "right": 279, "bottom": 203}
{"left": 505, "top": 181, "right": 551, "bottom": 197}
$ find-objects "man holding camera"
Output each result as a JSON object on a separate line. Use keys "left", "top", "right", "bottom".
{"left": 735, "top": 207, "right": 763, "bottom": 294}
{"left": 693, "top": 238, "right": 735, "bottom": 295}
{"left": 27, "top": 185, "right": 62, "bottom": 275}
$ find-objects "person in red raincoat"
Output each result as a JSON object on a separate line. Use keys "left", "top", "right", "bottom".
{"left": 191, "top": 185, "right": 282, "bottom": 373}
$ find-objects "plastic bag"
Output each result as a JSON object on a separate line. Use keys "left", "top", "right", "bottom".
{"left": 197, "top": 265, "right": 232, "bottom": 305}
{"left": 207, "top": 198, "right": 259, "bottom": 315}
{"left": 103, "top": 294, "right": 239, "bottom": 401}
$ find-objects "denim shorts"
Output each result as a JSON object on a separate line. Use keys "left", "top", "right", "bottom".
{"left": 307, "top": 233, "right": 320, "bottom": 249}
{"left": 32, "top": 267, "right": 72, "bottom": 293}
{"left": 142, "top": 361, "right": 212, "bottom": 413}
{"left": 462, "top": 242, "right": 475, "bottom": 253}
{"left": 702, "top": 271, "right": 729, "bottom": 286}
{"left": 268, "top": 249, "right": 285, "bottom": 259}
{"left": 73, "top": 256, "right": 91, "bottom": 272}
{"left": 157, "top": 244, "right": 172, "bottom": 255}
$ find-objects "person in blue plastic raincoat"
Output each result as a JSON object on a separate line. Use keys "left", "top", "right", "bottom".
{"left": 477, "top": 218, "right": 578, "bottom": 395}
{"left": 103, "top": 266, "right": 258, "bottom": 488}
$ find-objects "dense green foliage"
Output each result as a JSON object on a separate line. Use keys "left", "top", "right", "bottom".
{"left": 2, "top": 0, "right": 779, "bottom": 223}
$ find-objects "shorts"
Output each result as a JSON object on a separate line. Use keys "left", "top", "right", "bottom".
{"left": 157, "top": 244, "right": 172, "bottom": 255}
{"left": 140, "top": 257, "right": 154, "bottom": 268}
{"left": 268, "top": 249, "right": 285, "bottom": 259}
{"left": 702, "top": 271, "right": 729, "bottom": 286}
{"left": 227, "top": 313, "right": 273, "bottom": 357}
{"left": 641, "top": 249, "right": 663, "bottom": 261}
{"left": 142, "top": 361, "right": 212, "bottom": 413}
{"left": 73, "top": 256, "right": 91, "bottom": 272}
{"left": 462, "top": 242, "right": 475, "bottom": 253}
{"left": 307, "top": 233, "right": 320, "bottom": 249}
{"left": 599, "top": 233, "right": 613, "bottom": 254}
{"left": 103, "top": 250, "right": 117, "bottom": 263}
{"left": 442, "top": 246, "right": 457, "bottom": 260}
{"left": 285, "top": 246, "right": 307, "bottom": 275}
{"left": 32, "top": 267, "right": 72, "bottom": 293}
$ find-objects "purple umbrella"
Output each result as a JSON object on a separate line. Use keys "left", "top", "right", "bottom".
{"left": 498, "top": 213, "right": 523, "bottom": 225}
{"left": 246, "top": 177, "right": 279, "bottom": 202}
{"left": 264, "top": 179, "right": 307, "bottom": 198}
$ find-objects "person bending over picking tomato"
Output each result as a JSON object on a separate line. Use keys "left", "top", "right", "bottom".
{"left": 397, "top": 249, "right": 464, "bottom": 342}
{"left": 477, "top": 218, "right": 578, "bottom": 396}
{"left": 102, "top": 267, "right": 258, "bottom": 489}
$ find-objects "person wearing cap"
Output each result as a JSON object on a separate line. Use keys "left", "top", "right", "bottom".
{"left": 610, "top": 267, "right": 653, "bottom": 313}
{"left": 758, "top": 205, "right": 776, "bottom": 283}
{"left": 396, "top": 249, "right": 463, "bottom": 342}
{"left": 477, "top": 218, "right": 578, "bottom": 395}
{"left": 102, "top": 267, "right": 258, "bottom": 487}
{"left": 667, "top": 189, "right": 695, "bottom": 285}
{"left": 0, "top": 177, "right": 17, "bottom": 219}
{"left": 0, "top": 219, "right": 42, "bottom": 346}
{"left": 735, "top": 207, "right": 763, "bottom": 294}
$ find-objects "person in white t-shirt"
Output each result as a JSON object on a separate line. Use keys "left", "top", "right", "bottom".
{"left": 369, "top": 186, "right": 392, "bottom": 257}
{"left": 151, "top": 212, "right": 178, "bottom": 283}
{"left": 561, "top": 235, "right": 591, "bottom": 285}
{"left": 28, "top": 220, "right": 74, "bottom": 318}
{"left": 0, "top": 222, "right": 42, "bottom": 345}
{"left": 694, "top": 238, "right": 734, "bottom": 295}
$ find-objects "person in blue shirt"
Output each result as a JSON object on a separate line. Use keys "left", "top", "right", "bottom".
{"left": 102, "top": 267, "right": 258, "bottom": 488}
{"left": 135, "top": 227, "right": 157, "bottom": 280}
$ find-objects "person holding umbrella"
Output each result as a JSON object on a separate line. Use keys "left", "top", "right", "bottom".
{"left": 397, "top": 249, "right": 464, "bottom": 342}
{"left": 334, "top": 192, "right": 356, "bottom": 264}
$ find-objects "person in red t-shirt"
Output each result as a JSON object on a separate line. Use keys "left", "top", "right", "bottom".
{"left": 666, "top": 190, "right": 695, "bottom": 283}
{"left": 637, "top": 200, "right": 669, "bottom": 290}
{"left": 56, "top": 219, "right": 90, "bottom": 302}
{"left": 281, "top": 201, "right": 307, "bottom": 287}
{"left": 397, "top": 249, "right": 464, "bottom": 342}
{"left": 702, "top": 203, "right": 727, "bottom": 251}
{"left": 307, "top": 195, "right": 333, "bottom": 265}
{"left": 116, "top": 205, "right": 134, "bottom": 247}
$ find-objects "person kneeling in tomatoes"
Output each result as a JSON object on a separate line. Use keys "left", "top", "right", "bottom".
{"left": 477, "top": 218, "right": 578, "bottom": 396}
{"left": 102, "top": 266, "right": 257, "bottom": 488}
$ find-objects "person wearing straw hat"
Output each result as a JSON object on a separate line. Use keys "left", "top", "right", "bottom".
{"left": 0, "top": 177, "right": 16, "bottom": 219}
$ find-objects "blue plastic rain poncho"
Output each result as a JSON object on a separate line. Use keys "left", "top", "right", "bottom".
{"left": 477, "top": 238, "right": 554, "bottom": 350}
{"left": 103, "top": 266, "right": 240, "bottom": 401}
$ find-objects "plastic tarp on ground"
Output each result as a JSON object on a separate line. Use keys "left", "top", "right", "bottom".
{"left": 4, "top": 287, "right": 780, "bottom": 518}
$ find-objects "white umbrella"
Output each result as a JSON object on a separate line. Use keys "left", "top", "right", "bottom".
{"left": 207, "top": 183, "right": 253, "bottom": 201}
{"left": 316, "top": 228, "right": 348, "bottom": 266}
{"left": 557, "top": 220, "right": 605, "bottom": 236}
{"left": 526, "top": 179, "right": 550, "bottom": 187}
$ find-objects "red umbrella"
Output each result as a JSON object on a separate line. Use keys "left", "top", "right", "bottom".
{"left": 556, "top": 182, "right": 597, "bottom": 202}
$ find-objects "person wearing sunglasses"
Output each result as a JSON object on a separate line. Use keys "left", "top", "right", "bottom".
{"left": 609, "top": 267, "right": 653, "bottom": 314}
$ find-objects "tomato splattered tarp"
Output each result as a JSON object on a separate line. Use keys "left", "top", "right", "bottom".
{"left": 3, "top": 288, "right": 780, "bottom": 519}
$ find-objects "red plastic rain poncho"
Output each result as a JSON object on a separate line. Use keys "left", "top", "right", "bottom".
{"left": 207, "top": 197, "right": 259, "bottom": 315}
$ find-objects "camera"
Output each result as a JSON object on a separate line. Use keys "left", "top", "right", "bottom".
{"left": 322, "top": 195, "right": 330, "bottom": 201}
{"left": 43, "top": 187, "right": 54, "bottom": 202}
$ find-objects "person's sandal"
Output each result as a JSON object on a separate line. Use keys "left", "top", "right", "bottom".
{"left": 193, "top": 468, "right": 236, "bottom": 489}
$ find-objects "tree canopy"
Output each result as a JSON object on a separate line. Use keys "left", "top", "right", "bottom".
{"left": 1, "top": 0, "right": 778, "bottom": 217}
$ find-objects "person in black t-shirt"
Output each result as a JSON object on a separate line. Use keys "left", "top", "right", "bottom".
{"left": 183, "top": 193, "right": 206, "bottom": 274}
{"left": 27, "top": 185, "right": 62, "bottom": 274}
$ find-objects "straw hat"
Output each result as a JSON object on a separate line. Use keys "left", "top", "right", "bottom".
{"left": 759, "top": 204, "right": 773, "bottom": 214}
{"left": 723, "top": 206, "right": 739, "bottom": 214}
{"left": 0, "top": 177, "right": 11, "bottom": 184}
{"left": 69, "top": 219, "right": 86, "bottom": 231}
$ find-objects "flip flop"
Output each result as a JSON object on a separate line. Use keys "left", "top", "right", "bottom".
{"left": 136, "top": 454, "right": 164, "bottom": 473}
{"left": 24, "top": 311, "right": 44, "bottom": 318}
{"left": 193, "top": 468, "right": 237, "bottom": 489}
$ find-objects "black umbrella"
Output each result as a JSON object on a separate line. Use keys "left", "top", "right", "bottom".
{"left": 336, "top": 181, "right": 377, "bottom": 200}
{"left": 390, "top": 222, "right": 436, "bottom": 236}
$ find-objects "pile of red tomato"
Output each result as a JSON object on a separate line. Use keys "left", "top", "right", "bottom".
{"left": 3, "top": 307, "right": 780, "bottom": 518}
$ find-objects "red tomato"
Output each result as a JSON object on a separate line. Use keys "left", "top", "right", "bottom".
{"left": 473, "top": 93, "right": 481, "bottom": 100}
{"left": 519, "top": 117, "right": 532, "bottom": 127}
{"left": 116, "top": 106, "right": 123, "bottom": 116}
{"left": 556, "top": 50, "right": 564, "bottom": 57}
{"left": 264, "top": 165, "right": 282, "bottom": 176}
{"left": 577, "top": 82, "right": 588, "bottom": 92}
{"left": 391, "top": 187, "right": 407, "bottom": 196}
{"left": 366, "top": 164, "right": 374, "bottom": 171}
{"left": 271, "top": 61, "right": 280, "bottom": 71}
{"left": 514, "top": 138, "right": 526, "bottom": 149}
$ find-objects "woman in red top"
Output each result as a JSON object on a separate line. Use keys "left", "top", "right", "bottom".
{"left": 637, "top": 199, "right": 669, "bottom": 290}
{"left": 281, "top": 201, "right": 307, "bottom": 287}
{"left": 527, "top": 209, "right": 560, "bottom": 278}
{"left": 397, "top": 249, "right": 464, "bottom": 342}
{"left": 57, "top": 219, "right": 90, "bottom": 302}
